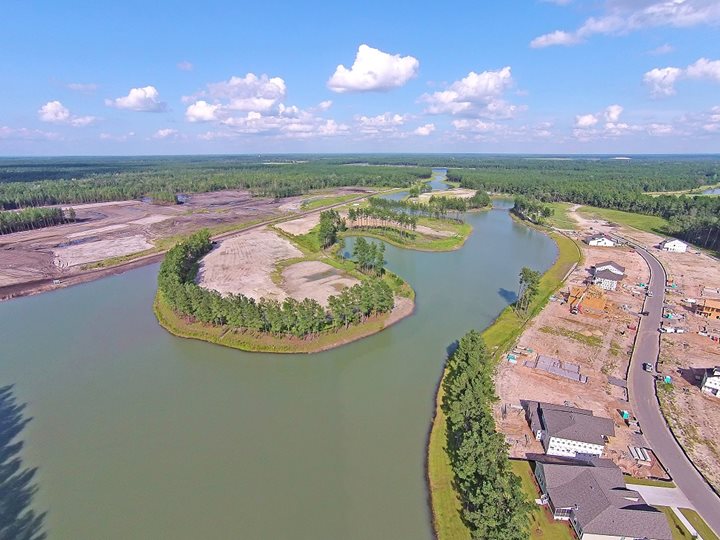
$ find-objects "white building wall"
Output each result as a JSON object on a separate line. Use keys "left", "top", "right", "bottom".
{"left": 589, "top": 238, "right": 616, "bottom": 247}
{"left": 702, "top": 376, "right": 720, "bottom": 395}
{"left": 546, "top": 436, "right": 604, "bottom": 458}
{"left": 595, "top": 278, "right": 618, "bottom": 291}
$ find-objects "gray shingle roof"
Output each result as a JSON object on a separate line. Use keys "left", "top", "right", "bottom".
{"left": 524, "top": 401, "right": 615, "bottom": 445}
{"left": 594, "top": 260, "right": 625, "bottom": 274}
{"left": 539, "top": 460, "right": 672, "bottom": 540}
{"left": 594, "top": 269, "right": 623, "bottom": 282}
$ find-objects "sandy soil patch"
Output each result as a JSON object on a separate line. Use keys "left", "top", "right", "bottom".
{"left": 196, "top": 228, "right": 302, "bottom": 300}
{"left": 417, "top": 188, "right": 477, "bottom": 203}
{"left": 53, "top": 235, "right": 153, "bottom": 267}
{"left": 68, "top": 224, "right": 129, "bottom": 238}
{"left": 346, "top": 217, "right": 453, "bottom": 238}
{"left": 281, "top": 261, "right": 359, "bottom": 306}
{"left": 275, "top": 214, "right": 320, "bottom": 236}
{"left": 130, "top": 215, "right": 173, "bottom": 226}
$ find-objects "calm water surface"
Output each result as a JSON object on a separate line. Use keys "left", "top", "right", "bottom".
{"left": 0, "top": 202, "right": 556, "bottom": 539}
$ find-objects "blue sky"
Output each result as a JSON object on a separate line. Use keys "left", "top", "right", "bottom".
{"left": 2, "top": 0, "right": 720, "bottom": 155}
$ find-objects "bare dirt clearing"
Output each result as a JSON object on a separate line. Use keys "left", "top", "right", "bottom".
{"left": 196, "top": 228, "right": 301, "bottom": 300}
{"left": 275, "top": 214, "right": 320, "bottom": 236}
{"left": 0, "top": 188, "right": 342, "bottom": 297}
{"left": 281, "top": 261, "right": 359, "bottom": 306}
{"left": 53, "top": 236, "right": 153, "bottom": 267}
{"left": 417, "top": 188, "right": 476, "bottom": 203}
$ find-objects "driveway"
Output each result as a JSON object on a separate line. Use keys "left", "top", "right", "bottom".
{"left": 632, "top": 485, "right": 694, "bottom": 509}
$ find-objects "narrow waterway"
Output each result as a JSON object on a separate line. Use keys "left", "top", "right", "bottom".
{"left": 0, "top": 185, "right": 557, "bottom": 539}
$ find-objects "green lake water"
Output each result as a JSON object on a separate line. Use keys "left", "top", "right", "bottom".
{"left": 0, "top": 202, "right": 557, "bottom": 539}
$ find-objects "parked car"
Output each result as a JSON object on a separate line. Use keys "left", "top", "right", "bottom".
{"left": 643, "top": 362, "right": 654, "bottom": 373}
{"left": 647, "top": 291, "right": 654, "bottom": 297}
{"left": 640, "top": 311, "right": 649, "bottom": 316}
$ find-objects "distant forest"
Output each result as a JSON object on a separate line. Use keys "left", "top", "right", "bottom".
{"left": 0, "top": 158, "right": 428, "bottom": 209}
{"left": 1, "top": 155, "right": 720, "bottom": 251}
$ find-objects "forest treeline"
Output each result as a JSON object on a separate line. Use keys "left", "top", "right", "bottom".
{"left": 0, "top": 207, "right": 75, "bottom": 235}
{"left": 0, "top": 162, "right": 427, "bottom": 209}
{"left": 157, "top": 230, "right": 395, "bottom": 337}
{"left": 442, "top": 330, "right": 531, "bottom": 539}
{"left": 451, "top": 167, "right": 720, "bottom": 251}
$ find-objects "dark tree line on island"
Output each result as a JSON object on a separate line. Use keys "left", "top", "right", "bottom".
{"left": 452, "top": 167, "right": 720, "bottom": 252}
{"left": 158, "top": 230, "right": 395, "bottom": 337}
{"left": 367, "top": 190, "right": 490, "bottom": 221}
{"left": 511, "top": 196, "right": 554, "bottom": 225}
{"left": 442, "top": 331, "right": 532, "bottom": 539}
{"left": 0, "top": 385, "right": 46, "bottom": 540}
{"left": 0, "top": 207, "right": 76, "bottom": 235}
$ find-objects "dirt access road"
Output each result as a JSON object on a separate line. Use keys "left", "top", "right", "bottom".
{"left": 0, "top": 187, "right": 381, "bottom": 302}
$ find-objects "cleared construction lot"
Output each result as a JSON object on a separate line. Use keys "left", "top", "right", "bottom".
{"left": 566, "top": 207, "right": 720, "bottom": 490}
{"left": 0, "top": 187, "right": 370, "bottom": 299}
{"left": 495, "top": 237, "right": 670, "bottom": 477}
{"left": 195, "top": 227, "right": 360, "bottom": 305}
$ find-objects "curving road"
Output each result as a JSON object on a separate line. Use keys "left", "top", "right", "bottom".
{"left": 628, "top": 243, "right": 720, "bottom": 536}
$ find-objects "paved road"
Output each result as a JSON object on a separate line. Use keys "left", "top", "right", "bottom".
{"left": 628, "top": 244, "right": 720, "bottom": 536}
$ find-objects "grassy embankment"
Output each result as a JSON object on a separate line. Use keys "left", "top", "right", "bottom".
{"left": 577, "top": 206, "right": 670, "bottom": 235}
{"left": 680, "top": 508, "right": 720, "bottom": 540}
{"left": 428, "top": 231, "right": 582, "bottom": 540}
{"left": 154, "top": 224, "right": 414, "bottom": 354}
{"left": 300, "top": 193, "right": 361, "bottom": 210}
{"left": 543, "top": 202, "right": 577, "bottom": 230}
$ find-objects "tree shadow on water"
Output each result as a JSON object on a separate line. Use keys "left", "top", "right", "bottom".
{"left": 498, "top": 288, "right": 518, "bottom": 304}
{"left": 0, "top": 385, "right": 47, "bottom": 540}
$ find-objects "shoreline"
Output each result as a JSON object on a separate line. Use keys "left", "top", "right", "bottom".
{"left": 153, "top": 290, "right": 415, "bottom": 354}
{"left": 426, "top": 228, "right": 582, "bottom": 540}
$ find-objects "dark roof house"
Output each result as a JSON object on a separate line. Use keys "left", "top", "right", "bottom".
{"left": 524, "top": 401, "right": 615, "bottom": 447}
{"left": 535, "top": 457, "right": 672, "bottom": 540}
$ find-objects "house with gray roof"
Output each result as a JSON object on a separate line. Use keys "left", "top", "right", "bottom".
{"left": 523, "top": 401, "right": 615, "bottom": 458}
{"left": 594, "top": 261, "right": 625, "bottom": 276}
{"left": 534, "top": 457, "right": 672, "bottom": 540}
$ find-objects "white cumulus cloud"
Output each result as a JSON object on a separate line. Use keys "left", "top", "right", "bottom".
{"left": 420, "top": 67, "right": 521, "bottom": 118}
{"left": 644, "top": 57, "right": 720, "bottom": 96}
{"left": 414, "top": 123, "right": 436, "bottom": 136}
{"left": 105, "top": 86, "right": 167, "bottom": 112}
{"left": 186, "top": 100, "right": 220, "bottom": 122}
{"left": 327, "top": 44, "right": 419, "bottom": 93}
{"left": 575, "top": 113, "right": 599, "bottom": 128}
{"left": 38, "top": 100, "right": 97, "bottom": 127}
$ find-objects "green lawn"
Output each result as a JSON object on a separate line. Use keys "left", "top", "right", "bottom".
{"left": 658, "top": 507, "right": 694, "bottom": 540}
{"left": 300, "top": 193, "right": 360, "bottom": 210}
{"left": 428, "top": 231, "right": 583, "bottom": 540}
{"left": 680, "top": 508, "right": 720, "bottom": 540}
{"left": 510, "top": 461, "right": 576, "bottom": 540}
{"left": 623, "top": 475, "right": 676, "bottom": 488}
{"left": 577, "top": 206, "right": 669, "bottom": 235}
{"left": 544, "top": 202, "right": 578, "bottom": 230}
